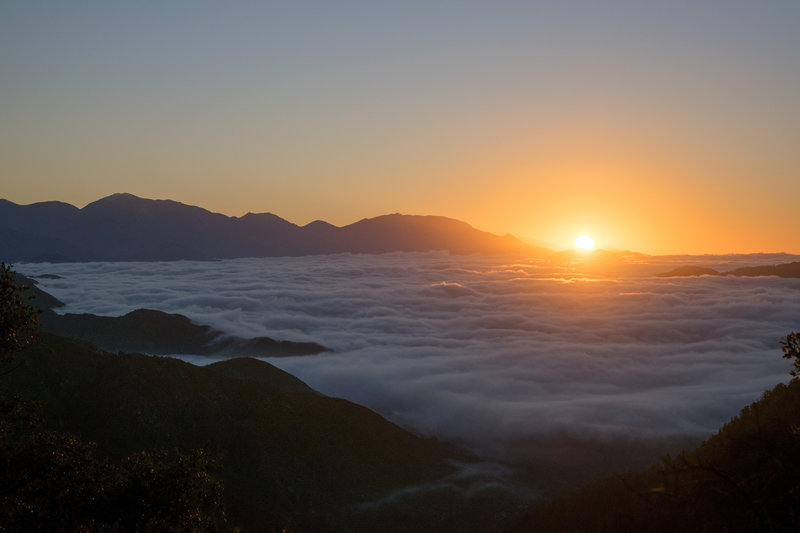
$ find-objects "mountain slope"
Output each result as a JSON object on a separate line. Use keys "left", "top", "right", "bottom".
{"left": 510, "top": 378, "right": 800, "bottom": 532}
{"left": 13, "top": 272, "right": 328, "bottom": 357}
{"left": 0, "top": 193, "right": 543, "bottom": 261}
{"left": 1, "top": 333, "right": 467, "bottom": 532}
{"left": 38, "top": 308, "right": 329, "bottom": 357}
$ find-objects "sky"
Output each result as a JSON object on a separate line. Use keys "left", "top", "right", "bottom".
{"left": 2, "top": 1, "right": 799, "bottom": 254}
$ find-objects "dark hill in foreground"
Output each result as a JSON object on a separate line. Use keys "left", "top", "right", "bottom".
{"left": 510, "top": 377, "right": 800, "bottom": 532}
{"left": 0, "top": 333, "right": 516, "bottom": 532}
{"left": 0, "top": 193, "right": 544, "bottom": 262}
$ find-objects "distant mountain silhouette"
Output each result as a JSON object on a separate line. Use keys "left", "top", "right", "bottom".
{"left": 11, "top": 272, "right": 66, "bottom": 310}
{"left": 657, "top": 261, "right": 800, "bottom": 278}
{"left": 0, "top": 193, "right": 544, "bottom": 261}
{"left": 726, "top": 262, "right": 800, "bottom": 277}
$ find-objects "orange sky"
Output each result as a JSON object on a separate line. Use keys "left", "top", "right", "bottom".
{"left": 1, "top": 3, "right": 798, "bottom": 255}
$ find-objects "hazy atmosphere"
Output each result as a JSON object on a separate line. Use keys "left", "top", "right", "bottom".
{"left": 2, "top": 1, "right": 800, "bottom": 254}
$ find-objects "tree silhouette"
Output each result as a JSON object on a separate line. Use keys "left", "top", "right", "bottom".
{"left": 782, "top": 332, "right": 800, "bottom": 378}
{"left": 0, "top": 262, "right": 39, "bottom": 363}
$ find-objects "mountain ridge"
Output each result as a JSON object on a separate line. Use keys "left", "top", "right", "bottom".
{"left": 0, "top": 193, "right": 545, "bottom": 262}
{"left": 13, "top": 272, "right": 329, "bottom": 358}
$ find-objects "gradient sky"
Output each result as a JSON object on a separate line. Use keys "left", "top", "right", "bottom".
{"left": 2, "top": 1, "right": 798, "bottom": 254}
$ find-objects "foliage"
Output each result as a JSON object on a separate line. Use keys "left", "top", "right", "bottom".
{"left": 0, "top": 413, "right": 108, "bottom": 532}
{"left": 0, "top": 394, "right": 228, "bottom": 532}
{"left": 0, "top": 263, "right": 39, "bottom": 362}
{"left": 109, "top": 448, "right": 227, "bottom": 532}
{"left": 782, "top": 331, "right": 800, "bottom": 378}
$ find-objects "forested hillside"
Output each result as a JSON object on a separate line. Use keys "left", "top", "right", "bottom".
{"left": 1, "top": 333, "right": 488, "bottom": 532}
{"left": 510, "top": 367, "right": 800, "bottom": 532}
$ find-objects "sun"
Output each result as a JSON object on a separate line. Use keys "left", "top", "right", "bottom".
{"left": 574, "top": 235, "right": 595, "bottom": 250}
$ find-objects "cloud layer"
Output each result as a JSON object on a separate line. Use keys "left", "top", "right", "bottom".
{"left": 20, "top": 253, "right": 800, "bottom": 457}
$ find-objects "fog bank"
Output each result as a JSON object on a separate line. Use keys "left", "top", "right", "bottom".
{"left": 21, "top": 252, "right": 800, "bottom": 456}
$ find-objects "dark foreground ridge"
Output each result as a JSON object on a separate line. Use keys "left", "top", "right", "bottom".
{"left": 657, "top": 261, "right": 800, "bottom": 278}
{"left": 510, "top": 376, "right": 800, "bottom": 532}
{"left": 0, "top": 193, "right": 544, "bottom": 262}
{"left": 2, "top": 333, "right": 501, "bottom": 532}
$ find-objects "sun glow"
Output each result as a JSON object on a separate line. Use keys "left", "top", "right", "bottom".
{"left": 574, "top": 235, "right": 595, "bottom": 250}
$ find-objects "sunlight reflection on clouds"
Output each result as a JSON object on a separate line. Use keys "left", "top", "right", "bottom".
{"left": 19, "top": 252, "right": 800, "bottom": 455}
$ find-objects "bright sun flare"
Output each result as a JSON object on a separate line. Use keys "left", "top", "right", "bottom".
{"left": 574, "top": 235, "right": 595, "bottom": 250}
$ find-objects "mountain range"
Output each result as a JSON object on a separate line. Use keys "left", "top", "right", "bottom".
{"left": 0, "top": 193, "right": 542, "bottom": 262}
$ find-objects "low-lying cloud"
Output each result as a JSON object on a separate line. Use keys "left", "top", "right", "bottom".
{"left": 20, "top": 252, "right": 800, "bottom": 458}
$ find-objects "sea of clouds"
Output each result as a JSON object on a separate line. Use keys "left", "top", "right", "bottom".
{"left": 19, "top": 252, "right": 800, "bottom": 458}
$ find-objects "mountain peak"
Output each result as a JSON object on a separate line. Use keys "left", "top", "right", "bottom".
{"left": 238, "top": 211, "right": 297, "bottom": 228}
{"left": 84, "top": 192, "right": 143, "bottom": 207}
{"left": 303, "top": 220, "right": 338, "bottom": 230}
{"left": 106, "top": 192, "right": 140, "bottom": 201}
